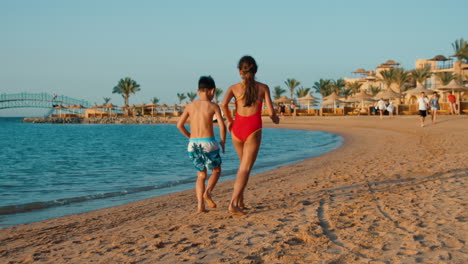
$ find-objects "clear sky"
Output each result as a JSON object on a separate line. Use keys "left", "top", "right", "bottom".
{"left": 1, "top": 0, "right": 467, "bottom": 116}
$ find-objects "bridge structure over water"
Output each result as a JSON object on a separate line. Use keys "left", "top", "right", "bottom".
{"left": 0, "top": 93, "right": 92, "bottom": 109}
{"left": 0, "top": 93, "right": 93, "bottom": 116}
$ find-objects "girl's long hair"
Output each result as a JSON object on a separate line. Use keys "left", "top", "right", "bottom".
{"left": 238, "top": 56, "right": 258, "bottom": 107}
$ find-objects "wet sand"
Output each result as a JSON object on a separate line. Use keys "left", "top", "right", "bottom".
{"left": 1, "top": 115, "right": 467, "bottom": 263}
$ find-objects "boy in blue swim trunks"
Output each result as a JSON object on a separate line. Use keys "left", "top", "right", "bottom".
{"left": 177, "top": 76, "right": 226, "bottom": 213}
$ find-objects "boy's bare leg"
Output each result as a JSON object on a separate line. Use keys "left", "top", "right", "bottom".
{"left": 229, "top": 132, "right": 261, "bottom": 216}
{"left": 196, "top": 170, "right": 207, "bottom": 213}
{"left": 203, "top": 167, "right": 221, "bottom": 208}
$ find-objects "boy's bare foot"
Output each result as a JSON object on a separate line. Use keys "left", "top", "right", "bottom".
{"left": 203, "top": 193, "right": 217, "bottom": 208}
{"left": 197, "top": 208, "right": 207, "bottom": 214}
{"left": 228, "top": 205, "right": 246, "bottom": 216}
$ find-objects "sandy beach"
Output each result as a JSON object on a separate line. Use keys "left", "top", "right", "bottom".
{"left": 1, "top": 115, "right": 467, "bottom": 263}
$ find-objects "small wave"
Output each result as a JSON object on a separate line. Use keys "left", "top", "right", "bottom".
{"left": 0, "top": 178, "right": 198, "bottom": 215}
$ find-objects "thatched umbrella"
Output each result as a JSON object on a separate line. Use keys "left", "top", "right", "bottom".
{"left": 383, "top": 59, "right": 400, "bottom": 66}
{"left": 274, "top": 96, "right": 291, "bottom": 104}
{"left": 436, "top": 80, "right": 468, "bottom": 114}
{"left": 321, "top": 97, "right": 343, "bottom": 114}
{"left": 404, "top": 83, "right": 434, "bottom": 96}
{"left": 146, "top": 102, "right": 158, "bottom": 117}
{"left": 298, "top": 93, "right": 318, "bottom": 112}
{"left": 323, "top": 92, "right": 343, "bottom": 101}
{"left": 374, "top": 89, "right": 400, "bottom": 100}
{"left": 376, "top": 64, "right": 392, "bottom": 69}
{"left": 104, "top": 103, "right": 117, "bottom": 116}
{"left": 351, "top": 90, "right": 375, "bottom": 109}
{"left": 352, "top": 68, "right": 367, "bottom": 76}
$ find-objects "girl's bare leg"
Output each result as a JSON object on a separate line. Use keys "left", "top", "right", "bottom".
{"left": 204, "top": 167, "right": 221, "bottom": 208}
{"left": 229, "top": 131, "right": 262, "bottom": 215}
{"left": 196, "top": 170, "right": 207, "bottom": 213}
{"left": 432, "top": 110, "right": 437, "bottom": 124}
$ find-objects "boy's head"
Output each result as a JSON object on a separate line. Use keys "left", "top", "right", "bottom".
{"left": 198, "top": 76, "right": 216, "bottom": 92}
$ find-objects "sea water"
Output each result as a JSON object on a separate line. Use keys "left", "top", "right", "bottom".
{"left": 0, "top": 117, "right": 343, "bottom": 227}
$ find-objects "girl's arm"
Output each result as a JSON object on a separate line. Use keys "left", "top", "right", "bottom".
{"left": 220, "top": 86, "right": 235, "bottom": 130}
{"left": 263, "top": 84, "right": 279, "bottom": 124}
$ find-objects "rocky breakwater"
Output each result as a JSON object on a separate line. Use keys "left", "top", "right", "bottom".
{"left": 83, "top": 117, "right": 168, "bottom": 124}
{"left": 23, "top": 117, "right": 83, "bottom": 124}
{"left": 22, "top": 117, "right": 171, "bottom": 124}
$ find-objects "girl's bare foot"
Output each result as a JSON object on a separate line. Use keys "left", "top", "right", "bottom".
{"left": 228, "top": 205, "right": 246, "bottom": 216}
{"left": 203, "top": 193, "right": 217, "bottom": 208}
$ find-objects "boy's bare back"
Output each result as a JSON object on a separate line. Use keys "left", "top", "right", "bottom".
{"left": 177, "top": 99, "right": 225, "bottom": 141}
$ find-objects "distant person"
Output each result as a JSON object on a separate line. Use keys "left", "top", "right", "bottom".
{"left": 386, "top": 101, "right": 395, "bottom": 118}
{"left": 448, "top": 91, "right": 456, "bottom": 115}
{"left": 279, "top": 103, "right": 286, "bottom": 117}
{"left": 375, "top": 98, "right": 386, "bottom": 119}
{"left": 417, "top": 92, "right": 430, "bottom": 127}
{"left": 430, "top": 92, "right": 440, "bottom": 124}
{"left": 221, "top": 55, "right": 279, "bottom": 215}
{"left": 291, "top": 102, "right": 297, "bottom": 119}
{"left": 177, "top": 76, "right": 226, "bottom": 213}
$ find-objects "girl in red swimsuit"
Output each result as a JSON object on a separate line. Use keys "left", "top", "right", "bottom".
{"left": 221, "top": 56, "right": 280, "bottom": 215}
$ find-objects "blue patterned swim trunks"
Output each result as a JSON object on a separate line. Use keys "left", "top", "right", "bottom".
{"left": 187, "top": 137, "right": 222, "bottom": 171}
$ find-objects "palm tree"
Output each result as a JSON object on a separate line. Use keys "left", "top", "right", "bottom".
{"left": 214, "top": 88, "right": 223, "bottom": 103}
{"left": 411, "top": 66, "right": 432, "bottom": 86}
{"left": 331, "top": 78, "right": 346, "bottom": 95}
{"left": 379, "top": 68, "right": 396, "bottom": 91}
{"left": 295, "top": 87, "right": 311, "bottom": 98}
{"left": 103, "top": 97, "right": 111, "bottom": 104}
{"left": 393, "top": 68, "right": 410, "bottom": 103}
{"left": 452, "top": 38, "right": 468, "bottom": 64}
{"left": 152, "top": 97, "right": 160, "bottom": 104}
{"left": 313, "top": 79, "right": 333, "bottom": 97}
{"left": 452, "top": 38, "right": 468, "bottom": 84}
{"left": 369, "top": 85, "right": 381, "bottom": 96}
{"left": 112, "top": 77, "right": 141, "bottom": 106}
{"left": 176, "top": 93, "right": 187, "bottom": 104}
{"left": 345, "top": 81, "right": 363, "bottom": 96}
{"left": 187, "top": 92, "right": 197, "bottom": 102}
{"left": 284, "top": 78, "right": 301, "bottom": 99}
{"left": 436, "top": 72, "right": 454, "bottom": 86}
{"left": 273, "top": 86, "right": 286, "bottom": 100}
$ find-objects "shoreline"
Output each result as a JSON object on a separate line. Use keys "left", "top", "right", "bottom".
{"left": 1, "top": 116, "right": 467, "bottom": 263}
{"left": 22, "top": 116, "right": 172, "bottom": 124}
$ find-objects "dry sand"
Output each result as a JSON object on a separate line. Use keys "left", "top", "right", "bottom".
{"left": 1, "top": 115, "right": 467, "bottom": 264}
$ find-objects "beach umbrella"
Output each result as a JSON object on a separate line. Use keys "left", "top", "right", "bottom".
{"left": 436, "top": 80, "right": 468, "bottom": 114}
{"left": 374, "top": 89, "right": 401, "bottom": 100}
{"left": 351, "top": 90, "right": 375, "bottom": 109}
{"left": 146, "top": 102, "right": 158, "bottom": 116}
{"left": 383, "top": 59, "right": 400, "bottom": 66}
{"left": 104, "top": 104, "right": 117, "bottom": 116}
{"left": 323, "top": 92, "right": 344, "bottom": 101}
{"left": 274, "top": 96, "right": 291, "bottom": 104}
{"left": 321, "top": 97, "right": 343, "bottom": 114}
{"left": 404, "top": 83, "right": 434, "bottom": 96}
{"left": 352, "top": 68, "right": 366, "bottom": 74}
{"left": 298, "top": 93, "right": 318, "bottom": 111}
{"left": 436, "top": 79, "right": 467, "bottom": 93}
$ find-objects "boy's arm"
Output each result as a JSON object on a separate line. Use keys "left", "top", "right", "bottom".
{"left": 214, "top": 104, "right": 226, "bottom": 153}
{"left": 176, "top": 108, "right": 191, "bottom": 138}
{"left": 220, "top": 87, "right": 234, "bottom": 130}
